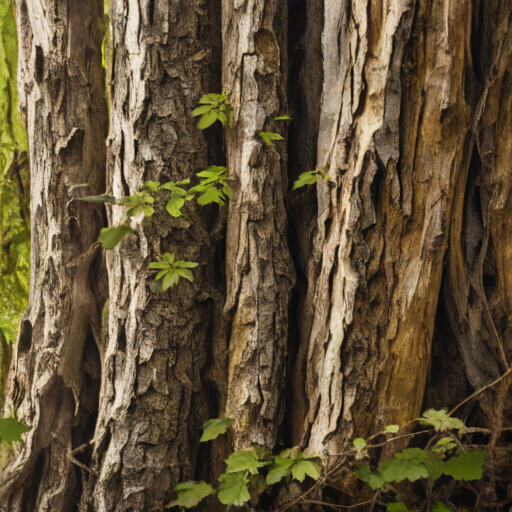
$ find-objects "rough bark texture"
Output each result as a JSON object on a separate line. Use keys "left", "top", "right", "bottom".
{"left": 222, "top": 0, "right": 294, "bottom": 449}
{"left": 0, "top": 0, "right": 108, "bottom": 509}
{"left": 2, "top": 0, "right": 512, "bottom": 509}
{"left": 80, "top": 0, "right": 222, "bottom": 510}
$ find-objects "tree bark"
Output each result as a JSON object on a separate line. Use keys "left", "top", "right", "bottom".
{"left": 0, "top": 0, "right": 108, "bottom": 509}
{"left": 2, "top": 0, "right": 512, "bottom": 509}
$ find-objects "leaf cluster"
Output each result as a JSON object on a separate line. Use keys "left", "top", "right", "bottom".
{"left": 168, "top": 418, "right": 322, "bottom": 509}
{"left": 192, "top": 93, "right": 233, "bottom": 130}
{"left": 148, "top": 253, "right": 198, "bottom": 291}
{"left": 293, "top": 166, "right": 331, "bottom": 190}
{"left": 353, "top": 410, "right": 486, "bottom": 511}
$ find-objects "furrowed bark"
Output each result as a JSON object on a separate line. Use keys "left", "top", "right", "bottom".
{"left": 81, "top": 0, "right": 221, "bottom": 510}
{"left": 294, "top": 0, "right": 472, "bottom": 454}
{"left": 0, "top": 0, "right": 108, "bottom": 509}
{"left": 222, "top": 0, "right": 294, "bottom": 448}
{"left": 445, "top": 0, "right": 512, "bottom": 421}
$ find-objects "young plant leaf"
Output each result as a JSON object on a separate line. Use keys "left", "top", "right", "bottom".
{"left": 259, "top": 131, "right": 285, "bottom": 146}
{"left": 167, "top": 481, "right": 214, "bottom": 509}
{"left": 274, "top": 114, "right": 291, "bottom": 120}
{"left": 266, "top": 456, "right": 294, "bottom": 485}
{"left": 218, "top": 472, "right": 251, "bottom": 507}
{"left": 385, "top": 425, "right": 400, "bottom": 434}
{"left": 432, "top": 501, "right": 452, "bottom": 512}
{"left": 443, "top": 450, "right": 486, "bottom": 481}
{"left": 200, "top": 417, "right": 233, "bottom": 442}
{"left": 225, "top": 450, "right": 265, "bottom": 475}
{"left": 291, "top": 460, "right": 321, "bottom": 482}
{"left": 197, "top": 110, "right": 218, "bottom": 130}
{"left": 420, "top": 409, "right": 466, "bottom": 432}
{"left": 0, "top": 418, "right": 29, "bottom": 443}
{"left": 98, "top": 225, "right": 135, "bottom": 250}
{"left": 354, "top": 463, "right": 385, "bottom": 490}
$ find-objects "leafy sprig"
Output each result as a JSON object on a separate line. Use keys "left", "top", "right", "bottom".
{"left": 192, "top": 93, "right": 233, "bottom": 129}
{"left": 148, "top": 253, "right": 198, "bottom": 291}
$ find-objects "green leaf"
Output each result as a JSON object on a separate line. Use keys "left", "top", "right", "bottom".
{"left": 274, "top": 114, "right": 291, "bottom": 120}
{"left": 196, "top": 187, "right": 225, "bottom": 206}
{"left": 353, "top": 438, "right": 367, "bottom": 450}
{"left": 176, "top": 261, "right": 199, "bottom": 269}
{"left": 144, "top": 180, "right": 160, "bottom": 192}
{"left": 192, "top": 104, "right": 214, "bottom": 116}
{"left": 197, "top": 110, "right": 218, "bottom": 130}
{"left": 431, "top": 437, "right": 457, "bottom": 453}
{"left": 432, "top": 501, "right": 452, "bottom": 512}
{"left": 200, "top": 417, "right": 233, "bottom": 442}
{"left": 98, "top": 225, "right": 135, "bottom": 250}
{"left": 218, "top": 472, "right": 251, "bottom": 507}
{"left": 291, "top": 460, "right": 321, "bottom": 482}
{"left": 353, "top": 463, "right": 385, "bottom": 490}
{"left": 443, "top": 450, "right": 486, "bottom": 481}
{"left": 176, "top": 268, "right": 194, "bottom": 282}
{"left": 420, "top": 409, "right": 467, "bottom": 432}
{"left": 166, "top": 196, "right": 186, "bottom": 217}
{"left": 162, "top": 270, "right": 179, "bottom": 290}
{"left": 387, "top": 503, "right": 408, "bottom": 512}
{"left": 292, "top": 171, "right": 318, "bottom": 190}
{"left": 379, "top": 458, "right": 429, "bottom": 483}
{"left": 385, "top": 425, "right": 400, "bottom": 434}
{"left": 167, "top": 481, "right": 214, "bottom": 509}
{"left": 0, "top": 418, "right": 30, "bottom": 443}
{"left": 217, "top": 111, "right": 228, "bottom": 126}
{"left": 162, "top": 253, "right": 175, "bottom": 264}
{"left": 148, "top": 261, "right": 170, "bottom": 270}
{"left": 155, "top": 270, "right": 168, "bottom": 281}
{"left": 225, "top": 450, "right": 264, "bottom": 475}
{"left": 259, "top": 131, "right": 285, "bottom": 146}
{"left": 267, "top": 456, "right": 294, "bottom": 485}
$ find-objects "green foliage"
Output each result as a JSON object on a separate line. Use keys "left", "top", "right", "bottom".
{"left": 274, "top": 114, "right": 292, "bottom": 121}
{"left": 420, "top": 409, "right": 467, "bottom": 432}
{"left": 443, "top": 450, "right": 485, "bottom": 481}
{"left": 167, "top": 481, "right": 214, "bottom": 509}
{"left": 292, "top": 166, "right": 331, "bottom": 190}
{"left": 218, "top": 471, "right": 251, "bottom": 506}
{"left": 168, "top": 418, "right": 322, "bottom": 509}
{"left": 189, "top": 166, "right": 230, "bottom": 206}
{"left": 193, "top": 93, "right": 233, "bottom": 129}
{"left": 259, "top": 131, "right": 285, "bottom": 146}
{"left": 387, "top": 503, "right": 408, "bottom": 512}
{"left": 119, "top": 191, "right": 155, "bottom": 222}
{"left": 353, "top": 438, "right": 368, "bottom": 460}
{"left": 0, "top": 1, "right": 29, "bottom": 344}
{"left": 98, "top": 225, "right": 135, "bottom": 250}
{"left": 200, "top": 417, "right": 233, "bottom": 442}
{"left": 432, "top": 501, "right": 453, "bottom": 512}
{"left": 0, "top": 417, "right": 29, "bottom": 444}
{"left": 148, "top": 253, "right": 198, "bottom": 291}
{"left": 353, "top": 409, "right": 486, "bottom": 512}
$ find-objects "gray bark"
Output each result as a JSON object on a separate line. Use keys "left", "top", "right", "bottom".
{"left": 2, "top": 0, "right": 512, "bottom": 509}
{"left": 0, "top": 0, "right": 108, "bottom": 509}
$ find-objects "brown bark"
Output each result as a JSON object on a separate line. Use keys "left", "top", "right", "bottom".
{"left": 222, "top": 0, "right": 295, "bottom": 449}
{"left": 2, "top": 0, "right": 512, "bottom": 509}
{"left": 0, "top": 0, "right": 108, "bottom": 509}
{"left": 80, "top": 0, "right": 223, "bottom": 510}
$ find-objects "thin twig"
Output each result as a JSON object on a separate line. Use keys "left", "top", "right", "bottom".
{"left": 303, "top": 499, "right": 374, "bottom": 510}
{"left": 449, "top": 368, "right": 512, "bottom": 416}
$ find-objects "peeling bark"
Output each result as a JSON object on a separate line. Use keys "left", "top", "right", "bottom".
{"left": 0, "top": 0, "right": 108, "bottom": 508}
{"left": 222, "top": 0, "right": 294, "bottom": 449}
{"left": 81, "top": 0, "right": 222, "bottom": 510}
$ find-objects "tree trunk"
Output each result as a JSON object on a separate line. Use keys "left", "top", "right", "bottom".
{"left": 2, "top": 0, "right": 512, "bottom": 509}
{"left": 0, "top": 0, "right": 108, "bottom": 509}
